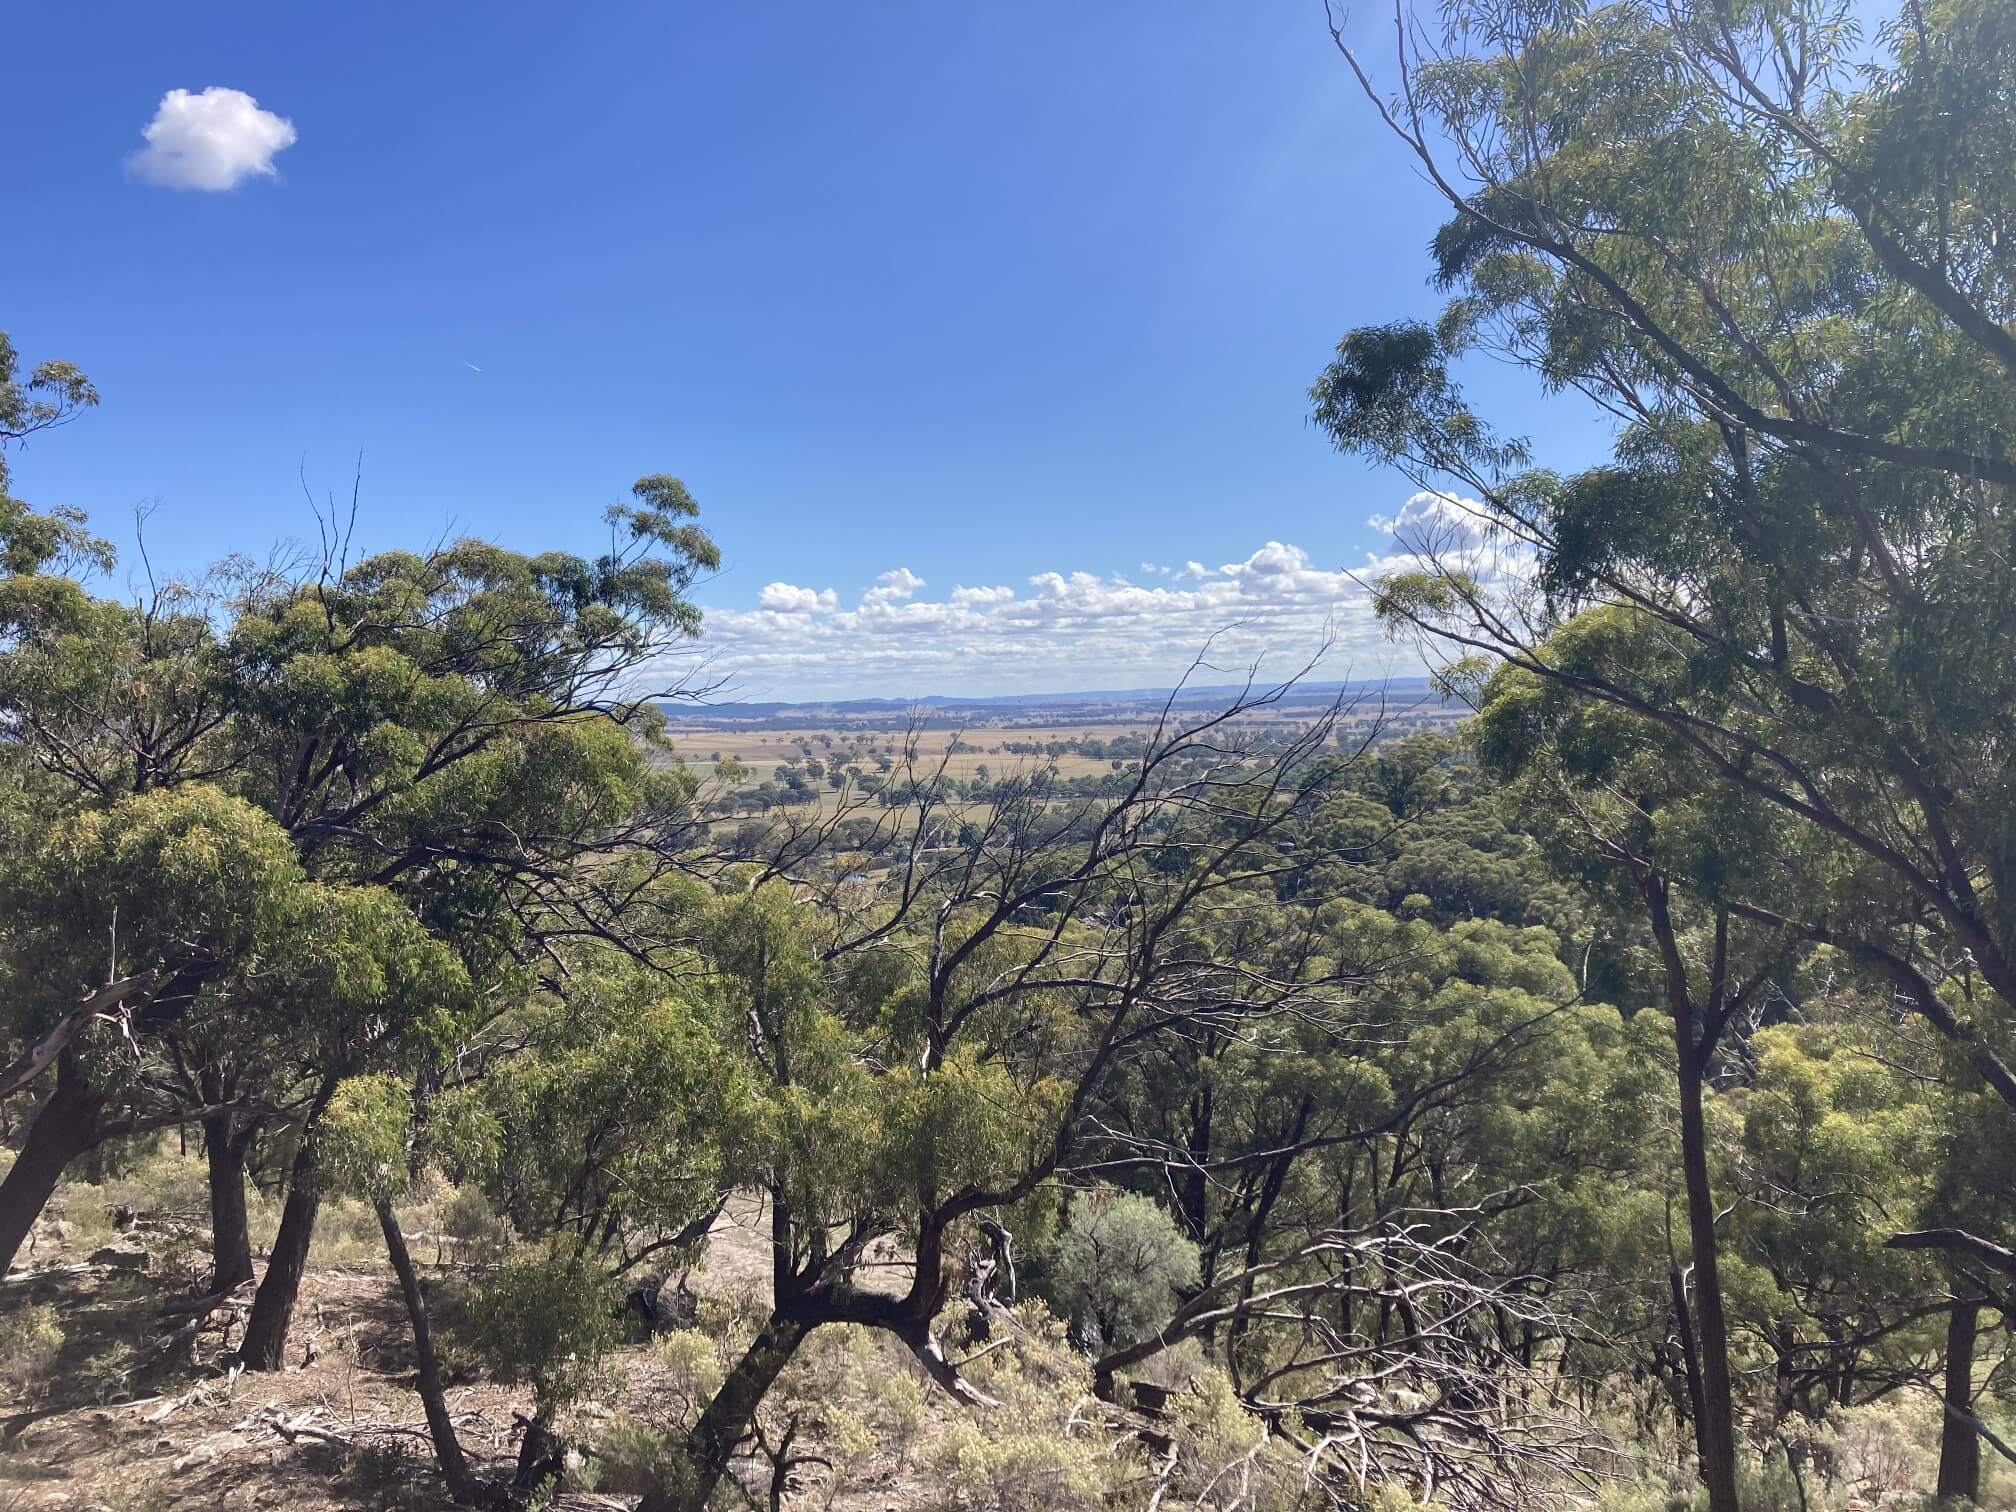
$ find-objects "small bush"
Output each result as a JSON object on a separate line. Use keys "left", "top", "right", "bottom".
{"left": 1168, "top": 1368, "right": 1299, "bottom": 1508}
{"left": 1833, "top": 1395, "right": 1941, "bottom": 1502}
{"left": 76, "top": 1340, "right": 143, "bottom": 1405}
{"left": 0, "top": 1303, "right": 64, "bottom": 1397}
{"left": 459, "top": 1240, "right": 623, "bottom": 1415}
{"left": 1047, "top": 1189, "right": 1199, "bottom": 1348}
{"left": 150, "top": 1223, "right": 208, "bottom": 1287}
{"left": 865, "top": 1365, "right": 928, "bottom": 1466}
{"left": 310, "top": 1196, "right": 383, "bottom": 1266}
{"left": 925, "top": 1316, "right": 1118, "bottom": 1511}
{"left": 95, "top": 1138, "right": 208, "bottom": 1226}
{"left": 586, "top": 1415, "right": 672, "bottom": 1495}
{"left": 438, "top": 1181, "right": 512, "bottom": 1263}
{"left": 929, "top": 1420, "right": 1108, "bottom": 1512}
{"left": 650, "top": 1329, "right": 726, "bottom": 1430}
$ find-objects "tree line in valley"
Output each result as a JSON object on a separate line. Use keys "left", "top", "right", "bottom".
{"left": 4, "top": 0, "right": 2015, "bottom": 1506}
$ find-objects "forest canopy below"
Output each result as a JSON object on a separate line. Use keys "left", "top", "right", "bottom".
{"left": 5, "top": 0, "right": 2016, "bottom": 1508}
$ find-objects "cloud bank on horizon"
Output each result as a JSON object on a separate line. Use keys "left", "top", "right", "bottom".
{"left": 128, "top": 88, "right": 297, "bottom": 191}
{"left": 686, "top": 493, "right": 1509, "bottom": 701}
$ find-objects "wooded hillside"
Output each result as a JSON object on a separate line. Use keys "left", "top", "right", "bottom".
{"left": 6, "top": 0, "right": 2016, "bottom": 1506}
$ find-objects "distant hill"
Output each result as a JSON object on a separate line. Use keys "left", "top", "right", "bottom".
{"left": 659, "top": 677, "right": 1448, "bottom": 728}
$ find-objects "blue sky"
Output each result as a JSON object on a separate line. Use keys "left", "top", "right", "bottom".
{"left": 11, "top": 3, "right": 1607, "bottom": 699}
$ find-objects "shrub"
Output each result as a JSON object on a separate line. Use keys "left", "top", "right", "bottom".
{"left": 460, "top": 1240, "right": 622, "bottom": 1416}
{"left": 438, "top": 1181, "right": 512, "bottom": 1264}
{"left": 309, "top": 1196, "right": 383, "bottom": 1266}
{"left": 1168, "top": 1367, "right": 1299, "bottom": 1508}
{"left": 585, "top": 1415, "right": 672, "bottom": 1496}
{"left": 649, "top": 1328, "right": 725, "bottom": 1430}
{"left": 0, "top": 1303, "right": 64, "bottom": 1397}
{"left": 1830, "top": 1396, "right": 1944, "bottom": 1505}
{"left": 926, "top": 1312, "right": 1119, "bottom": 1511}
{"left": 76, "top": 1340, "right": 142, "bottom": 1405}
{"left": 865, "top": 1365, "right": 928, "bottom": 1466}
{"left": 1047, "top": 1189, "right": 1199, "bottom": 1348}
{"left": 930, "top": 1420, "right": 1107, "bottom": 1512}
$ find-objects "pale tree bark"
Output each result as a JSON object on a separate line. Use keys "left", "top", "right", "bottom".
{"left": 0, "top": 975, "right": 155, "bottom": 1104}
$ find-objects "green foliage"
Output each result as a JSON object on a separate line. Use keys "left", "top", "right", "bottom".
{"left": 19, "top": 785, "right": 302, "bottom": 999}
{"left": 463, "top": 1239, "right": 624, "bottom": 1417}
{"left": 0, "top": 330, "right": 108, "bottom": 576}
{"left": 319, "top": 1074, "right": 416, "bottom": 1203}
{"left": 927, "top": 1359, "right": 1111, "bottom": 1512}
{"left": 1048, "top": 1190, "right": 1200, "bottom": 1347}
{"left": 480, "top": 971, "right": 746, "bottom": 1254}
{"left": 0, "top": 1302, "right": 64, "bottom": 1397}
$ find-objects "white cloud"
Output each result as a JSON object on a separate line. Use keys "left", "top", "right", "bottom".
{"left": 758, "top": 582, "right": 838, "bottom": 614}
{"left": 687, "top": 537, "right": 1423, "bottom": 699}
{"left": 951, "top": 584, "right": 1015, "bottom": 605}
{"left": 861, "top": 566, "right": 925, "bottom": 606}
{"left": 674, "top": 497, "right": 1531, "bottom": 699}
{"left": 1369, "top": 491, "right": 1493, "bottom": 558}
{"left": 128, "top": 87, "right": 297, "bottom": 191}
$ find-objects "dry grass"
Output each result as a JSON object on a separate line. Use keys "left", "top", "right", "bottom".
{"left": 0, "top": 1164, "right": 1085, "bottom": 1512}
{"left": 666, "top": 724, "right": 1125, "bottom": 786}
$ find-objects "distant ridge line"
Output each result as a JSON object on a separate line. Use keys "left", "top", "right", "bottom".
{"left": 660, "top": 676, "right": 1440, "bottom": 722}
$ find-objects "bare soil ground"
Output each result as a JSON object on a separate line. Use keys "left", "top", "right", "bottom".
{"left": 0, "top": 1194, "right": 948, "bottom": 1511}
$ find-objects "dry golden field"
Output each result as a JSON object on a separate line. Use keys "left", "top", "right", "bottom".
{"left": 662, "top": 724, "right": 1126, "bottom": 785}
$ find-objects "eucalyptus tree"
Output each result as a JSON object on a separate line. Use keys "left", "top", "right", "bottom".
{"left": 408, "top": 676, "right": 1359, "bottom": 1509}
{"left": 1084, "top": 890, "right": 1653, "bottom": 1506}
{"left": 1310, "top": 1, "right": 2016, "bottom": 1498}
{"left": 214, "top": 507, "right": 719, "bottom": 1365}
{"left": 0, "top": 788, "right": 300, "bottom": 1268}
{"left": 0, "top": 353, "right": 722, "bottom": 1370}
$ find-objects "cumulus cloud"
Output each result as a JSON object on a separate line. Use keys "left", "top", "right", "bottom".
{"left": 689, "top": 538, "right": 1424, "bottom": 699}
{"left": 758, "top": 582, "right": 839, "bottom": 614}
{"left": 861, "top": 566, "right": 925, "bottom": 606}
{"left": 951, "top": 584, "right": 1016, "bottom": 605}
{"left": 1368, "top": 491, "right": 1494, "bottom": 558}
{"left": 128, "top": 87, "right": 297, "bottom": 191}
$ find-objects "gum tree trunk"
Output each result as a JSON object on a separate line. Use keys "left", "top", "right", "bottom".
{"left": 0, "top": 1057, "right": 103, "bottom": 1273}
{"left": 238, "top": 1083, "right": 336, "bottom": 1370}
{"left": 376, "top": 1197, "right": 483, "bottom": 1502}
{"left": 203, "top": 1108, "right": 255, "bottom": 1291}
{"left": 1673, "top": 1011, "right": 1740, "bottom": 1512}
{"left": 1937, "top": 1301, "right": 1982, "bottom": 1503}
{"left": 637, "top": 1313, "right": 812, "bottom": 1512}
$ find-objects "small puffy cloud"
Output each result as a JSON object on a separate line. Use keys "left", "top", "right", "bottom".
{"left": 128, "top": 87, "right": 297, "bottom": 191}
{"left": 1222, "top": 541, "right": 1306, "bottom": 581}
{"left": 1363, "top": 490, "right": 1534, "bottom": 594}
{"left": 861, "top": 566, "right": 925, "bottom": 606}
{"left": 757, "top": 582, "right": 838, "bottom": 614}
